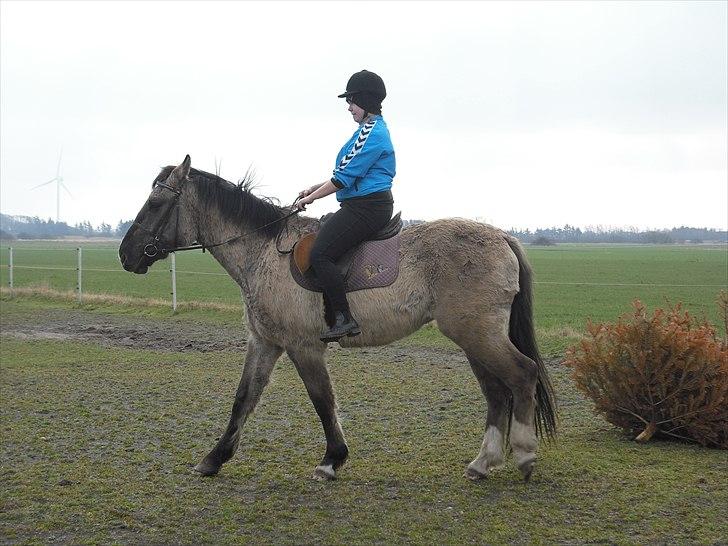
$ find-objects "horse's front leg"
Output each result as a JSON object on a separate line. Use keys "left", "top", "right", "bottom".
{"left": 287, "top": 345, "right": 349, "bottom": 481}
{"left": 194, "top": 334, "right": 283, "bottom": 476}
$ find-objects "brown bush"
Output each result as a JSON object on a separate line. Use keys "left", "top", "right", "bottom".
{"left": 564, "top": 294, "right": 728, "bottom": 449}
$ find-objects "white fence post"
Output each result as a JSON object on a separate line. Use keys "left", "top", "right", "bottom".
{"left": 8, "top": 247, "right": 13, "bottom": 298}
{"left": 170, "top": 252, "right": 177, "bottom": 313}
{"left": 77, "top": 247, "right": 83, "bottom": 304}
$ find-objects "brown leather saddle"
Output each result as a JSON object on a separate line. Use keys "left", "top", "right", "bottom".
{"left": 290, "top": 212, "right": 403, "bottom": 293}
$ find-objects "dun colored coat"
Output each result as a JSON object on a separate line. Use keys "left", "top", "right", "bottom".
{"left": 119, "top": 156, "right": 557, "bottom": 483}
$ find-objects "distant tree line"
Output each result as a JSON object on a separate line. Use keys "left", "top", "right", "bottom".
{"left": 506, "top": 224, "right": 727, "bottom": 244}
{"left": 0, "top": 214, "right": 133, "bottom": 240}
{"left": 402, "top": 220, "right": 726, "bottom": 244}
{"left": 1, "top": 214, "right": 725, "bottom": 244}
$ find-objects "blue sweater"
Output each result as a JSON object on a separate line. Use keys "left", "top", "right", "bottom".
{"left": 332, "top": 116, "right": 395, "bottom": 201}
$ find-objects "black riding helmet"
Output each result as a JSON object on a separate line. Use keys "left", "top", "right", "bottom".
{"left": 338, "top": 70, "right": 386, "bottom": 115}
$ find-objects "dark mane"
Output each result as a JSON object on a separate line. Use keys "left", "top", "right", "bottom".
{"left": 153, "top": 166, "right": 289, "bottom": 239}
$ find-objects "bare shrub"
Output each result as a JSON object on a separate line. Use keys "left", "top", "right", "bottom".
{"left": 564, "top": 295, "right": 728, "bottom": 449}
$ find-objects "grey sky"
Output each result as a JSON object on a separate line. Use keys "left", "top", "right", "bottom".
{"left": 1, "top": 0, "right": 726, "bottom": 230}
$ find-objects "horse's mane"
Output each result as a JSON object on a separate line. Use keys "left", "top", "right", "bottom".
{"left": 153, "top": 166, "right": 289, "bottom": 239}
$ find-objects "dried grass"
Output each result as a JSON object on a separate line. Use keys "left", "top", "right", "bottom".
{"left": 0, "top": 286, "right": 242, "bottom": 312}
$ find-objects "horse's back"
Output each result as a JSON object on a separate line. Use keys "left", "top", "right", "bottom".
{"left": 399, "top": 218, "right": 522, "bottom": 349}
{"left": 401, "top": 218, "right": 520, "bottom": 294}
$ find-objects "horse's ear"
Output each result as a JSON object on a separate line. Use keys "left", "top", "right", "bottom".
{"left": 170, "top": 155, "right": 191, "bottom": 185}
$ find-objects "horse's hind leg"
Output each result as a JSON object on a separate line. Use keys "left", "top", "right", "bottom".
{"left": 287, "top": 346, "right": 348, "bottom": 481}
{"left": 440, "top": 313, "right": 538, "bottom": 481}
{"left": 194, "top": 333, "right": 283, "bottom": 476}
{"left": 478, "top": 342, "right": 538, "bottom": 481}
{"left": 463, "top": 358, "right": 509, "bottom": 480}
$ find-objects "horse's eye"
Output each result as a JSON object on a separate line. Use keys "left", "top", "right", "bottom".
{"left": 148, "top": 198, "right": 163, "bottom": 210}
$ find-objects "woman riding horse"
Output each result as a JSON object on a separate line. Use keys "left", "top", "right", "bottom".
{"left": 296, "top": 70, "right": 395, "bottom": 343}
{"left": 119, "top": 155, "right": 557, "bottom": 483}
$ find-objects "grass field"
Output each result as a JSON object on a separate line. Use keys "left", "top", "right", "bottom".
{"left": 1, "top": 240, "right": 726, "bottom": 354}
{"left": 2, "top": 299, "right": 727, "bottom": 544}
{"left": 1, "top": 239, "right": 727, "bottom": 543}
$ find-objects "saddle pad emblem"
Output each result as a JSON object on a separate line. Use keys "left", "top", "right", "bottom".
{"left": 290, "top": 234, "right": 401, "bottom": 293}
{"left": 364, "top": 264, "right": 389, "bottom": 279}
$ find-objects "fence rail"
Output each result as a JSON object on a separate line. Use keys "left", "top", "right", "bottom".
{"left": 3, "top": 246, "right": 193, "bottom": 312}
{"left": 5, "top": 265, "right": 227, "bottom": 276}
{"left": 2, "top": 246, "right": 726, "bottom": 313}
{"left": 77, "top": 247, "right": 82, "bottom": 304}
{"left": 8, "top": 247, "right": 13, "bottom": 298}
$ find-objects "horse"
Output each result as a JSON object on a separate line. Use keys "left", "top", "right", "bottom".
{"left": 119, "top": 155, "right": 557, "bottom": 483}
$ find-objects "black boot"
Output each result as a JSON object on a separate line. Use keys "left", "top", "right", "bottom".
{"left": 320, "top": 311, "right": 361, "bottom": 342}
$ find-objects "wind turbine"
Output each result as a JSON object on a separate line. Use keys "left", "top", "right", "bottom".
{"left": 31, "top": 149, "right": 72, "bottom": 222}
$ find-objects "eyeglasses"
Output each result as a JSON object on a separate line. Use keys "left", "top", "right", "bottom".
{"left": 345, "top": 97, "right": 353, "bottom": 104}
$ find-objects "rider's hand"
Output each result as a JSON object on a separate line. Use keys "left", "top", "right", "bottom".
{"left": 298, "top": 184, "right": 320, "bottom": 199}
{"left": 296, "top": 194, "right": 314, "bottom": 210}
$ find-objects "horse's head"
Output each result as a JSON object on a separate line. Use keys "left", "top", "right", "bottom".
{"left": 119, "top": 155, "right": 195, "bottom": 273}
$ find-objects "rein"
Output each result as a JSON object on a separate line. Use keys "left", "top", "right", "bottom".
{"left": 142, "top": 181, "right": 300, "bottom": 257}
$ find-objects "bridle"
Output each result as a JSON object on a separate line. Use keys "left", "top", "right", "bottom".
{"left": 138, "top": 181, "right": 183, "bottom": 258}
{"left": 138, "top": 181, "right": 300, "bottom": 258}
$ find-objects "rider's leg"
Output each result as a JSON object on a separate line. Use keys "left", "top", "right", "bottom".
{"left": 310, "top": 196, "right": 392, "bottom": 340}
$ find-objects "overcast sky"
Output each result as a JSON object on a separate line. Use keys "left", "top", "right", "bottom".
{"left": 1, "top": 0, "right": 726, "bottom": 231}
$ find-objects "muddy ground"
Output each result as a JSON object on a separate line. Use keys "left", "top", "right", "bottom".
{"left": 0, "top": 308, "right": 482, "bottom": 368}
{"left": 1, "top": 308, "right": 250, "bottom": 353}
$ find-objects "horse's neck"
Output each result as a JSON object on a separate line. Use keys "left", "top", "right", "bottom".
{"left": 190, "top": 194, "right": 276, "bottom": 288}
{"left": 210, "top": 235, "right": 269, "bottom": 280}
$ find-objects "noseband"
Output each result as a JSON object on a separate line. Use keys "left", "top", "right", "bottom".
{"left": 140, "top": 181, "right": 182, "bottom": 257}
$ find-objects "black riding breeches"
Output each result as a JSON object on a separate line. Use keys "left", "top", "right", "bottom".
{"left": 309, "top": 190, "right": 394, "bottom": 316}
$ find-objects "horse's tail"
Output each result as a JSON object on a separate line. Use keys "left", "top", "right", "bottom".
{"left": 505, "top": 236, "right": 558, "bottom": 440}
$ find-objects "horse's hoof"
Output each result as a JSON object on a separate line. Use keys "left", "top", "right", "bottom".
{"left": 464, "top": 466, "right": 488, "bottom": 481}
{"left": 518, "top": 458, "right": 536, "bottom": 483}
{"left": 312, "top": 465, "right": 336, "bottom": 481}
{"left": 193, "top": 461, "right": 220, "bottom": 476}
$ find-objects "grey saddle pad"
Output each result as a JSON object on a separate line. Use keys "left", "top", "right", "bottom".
{"left": 290, "top": 233, "right": 401, "bottom": 293}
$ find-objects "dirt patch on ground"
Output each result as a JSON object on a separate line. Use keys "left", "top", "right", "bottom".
{"left": 1, "top": 309, "right": 248, "bottom": 353}
{"left": 0, "top": 307, "right": 563, "bottom": 370}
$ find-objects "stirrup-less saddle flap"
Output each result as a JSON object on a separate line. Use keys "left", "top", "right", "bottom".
{"left": 293, "top": 233, "right": 317, "bottom": 274}
{"left": 293, "top": 212, "right": 402, "bottom": 275}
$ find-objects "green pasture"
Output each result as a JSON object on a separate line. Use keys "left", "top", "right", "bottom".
{"left": 1, "top": 240, "right": 727, "bottom": 544}
{"left": 1, "top": 241, "right": 726, "bottom": 354}
{"left": 0, "top": 240, "right": 241, "bottom": 307}
{"left": 1, "top": 300, "right": 727, "bottom": 544}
